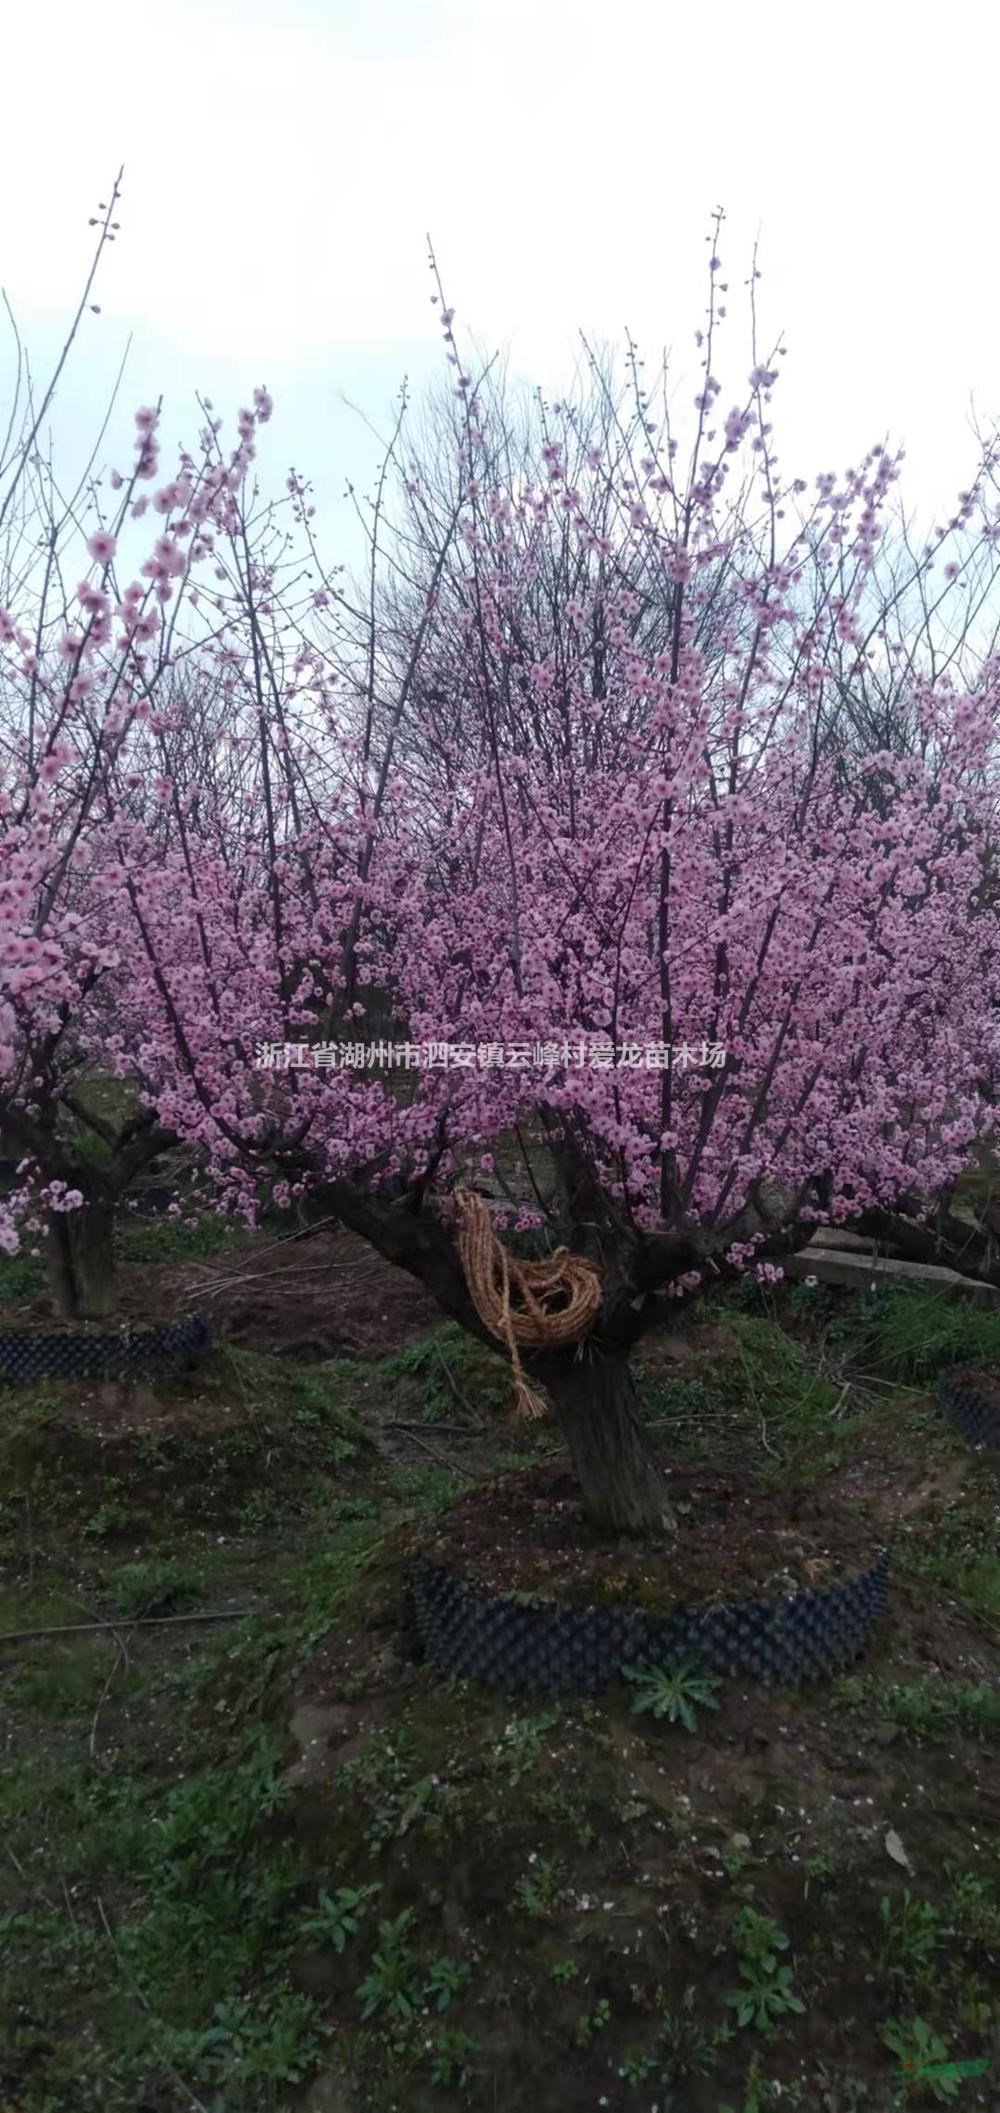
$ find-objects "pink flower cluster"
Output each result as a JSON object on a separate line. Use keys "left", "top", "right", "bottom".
{"left": 2, "top": 290, "right": 999, "bottom": 1298}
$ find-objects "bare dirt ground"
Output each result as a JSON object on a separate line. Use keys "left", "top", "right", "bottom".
{"left": 131, "top": 1227, "right": 444, "bottom": 1359}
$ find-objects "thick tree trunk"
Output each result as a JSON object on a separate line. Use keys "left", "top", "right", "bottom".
{"left": 540, "top": 1346, "right": 678, "bottom": 1536}
{"left": 45, "top": 1200, "right": 118, "bottom": 1322}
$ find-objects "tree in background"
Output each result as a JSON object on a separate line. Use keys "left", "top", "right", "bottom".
{"left": 0, "top": 180, "right": 300, "bottom": 1315}
{"left": 315, "top": 235, "right": 1000, "bottom": 789}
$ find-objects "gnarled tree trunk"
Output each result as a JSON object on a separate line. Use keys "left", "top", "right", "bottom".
{"left": 539, "top": 1345, "right": 677, "bottom": 1536}
{"left": 294, "top": 1175, "right": 680, "bottom": 1535}
{"left": 45, "top": 1199, "right": 118, "bottom": 1322}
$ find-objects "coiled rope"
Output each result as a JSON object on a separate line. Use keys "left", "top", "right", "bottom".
{"left": 449, "top": 1188, "right": 603, "bottom": 1419}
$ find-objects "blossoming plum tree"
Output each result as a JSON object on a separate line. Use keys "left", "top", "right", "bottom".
{"left": 6, "top": 204, "right": 1000, "bottom": 1535}
{"left": 98, "top": 238, "right": 1000, "bottom": 1532}
{"left": 0, "top": 180, "right": 287, "bottom": 1314}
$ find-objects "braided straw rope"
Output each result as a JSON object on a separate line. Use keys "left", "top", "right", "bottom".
{"left": 450, "top": 1188, "right": 603, "bottom": 1419}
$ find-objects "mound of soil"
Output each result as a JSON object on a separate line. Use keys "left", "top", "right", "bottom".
{"left": 948, "top": 1365, "right": 1000, "bottom": 1412}
{"left": 414, "top": 1457, "right": 883, "bottom": 1609}
{"left": 123, "top": 1227, "right": 443, "bottom": 1361}
{"left": 1, "top": 1229, "right": 445, "bottom": 1363}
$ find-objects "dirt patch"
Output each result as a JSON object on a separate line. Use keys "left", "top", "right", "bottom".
{"left": 14, "top": 1378, "right": 253, "bottom": 1441}
{"left": 277, "top": 1536, "right": 1000, "bottom": 2113}
{"left": 825, "top": 1429, "right": 976, "bottom": 1535}
{"left": 0, "top": 1351, "right": 379, "bottom": 1551}
{"left": 283, "top": 1698, "right": 393, "bottom": 1790}
{"left": 407, "top": 1456, "right": 886, "bottom": 1607}
{"left": 3, "top": 1227, "right": 445, "bottom": 1362}
{"left": 130, "top": 1228, "right": 443, "bottom": 1360}
{"left": 634, "top": 1319, "right": 741, "bottom": 1375}
{"left": 947, "top": 1365, "right": 1000, "bottom": 1412}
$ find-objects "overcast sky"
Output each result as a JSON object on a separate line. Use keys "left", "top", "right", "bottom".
{"left": 2, "top": 0, "right": 998, "bottom": 582}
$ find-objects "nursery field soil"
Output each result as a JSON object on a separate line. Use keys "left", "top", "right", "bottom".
{"left": 282, "top": 1457, "right": 1000, "bottom": 2112}
{"left": 408, "top": 1456, "right": 882, "bottom": 1606}
{"left": 945, "top": 1365, "right": 1000, "bottom": 1413}
{"left": 124, "top": 1226, "right": 444, "bottom": 1360}
{"left": 1, "top": 1226, "right": 444, "bottom": 1360}
{"left": 2, "top": 1306, "right": 1000, "bottom": 2111}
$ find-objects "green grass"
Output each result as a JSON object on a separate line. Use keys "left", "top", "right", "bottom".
{"left": 368, "top": 1320, "right": 514, "bottom": 1424}
{"left": 848, "top": 1281, "right": 1000, "bottom": 1385}
{"left": 911, "top": 1529, "right": 1000, "bottom": 1628}
{"left": 118, "top": 1210, "right": 250, "bottom": 1264}
{"left": 647, "top": 1304, "right": 854, "bottom": 1482}
{"left": 0, "top": 1346, "right": 372, "bottom": 1555}
{"left": 8, "top": 1635, "right": 122, "bottom": 1716}
{"left": 0, "top": 1505, "right": 392, "bottom": 2105}
{"left": 3, "top": 1241, "right": 1000, "bottom": 2111}
{"left": 100, "top": 1556, "right": 208, "bottom": 1619}
{"left": 0, "top": 1732, "right": 324, "bottom": 2106}
{"left": 383, "top": 1462, "right": 469, "bottom": 1512}
{"left": 0, "top": 1247, "right": 48, "bottom": 1300}
{"left": 637, "top": 1370, "right": 725, "bottom": 1450}
{"left": 734, "top": 1266, "right": 1000, "bottom": 1392}
{"left": 833, "top": 1673, "right": 1000, "bottom": 1740}
{"left": 71, "top": 1128, "right": 117, "bottom": 1171}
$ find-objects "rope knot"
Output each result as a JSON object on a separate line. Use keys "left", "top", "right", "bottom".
{"left": 449, "top": 1187, "right": 603, "bottom": 1419}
